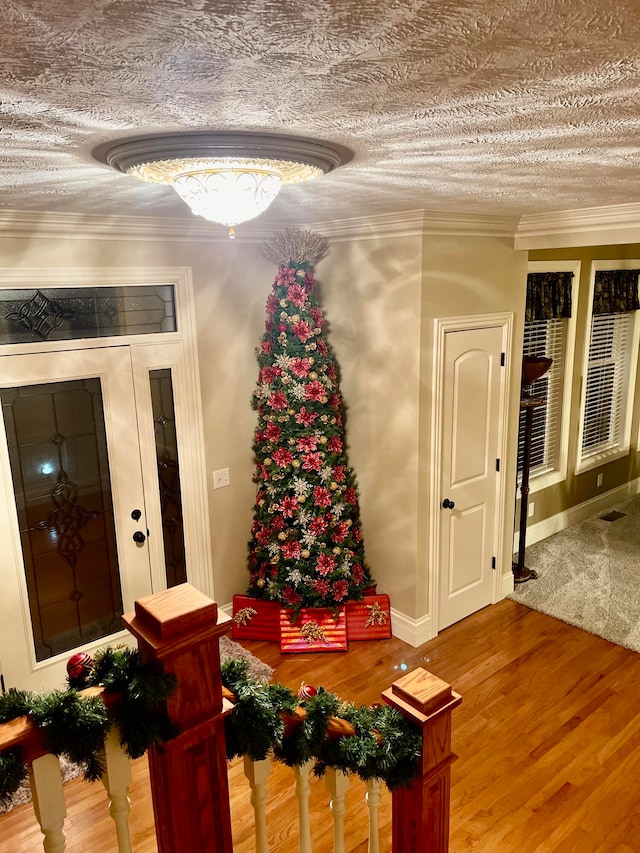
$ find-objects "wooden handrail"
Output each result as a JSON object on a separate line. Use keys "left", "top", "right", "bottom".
{"left": 1, "top": 671, "right": 367, "bottom": 767}
{"left": 222, "top": 684, "right": 384, "bottom": 744}
{"left": 0, "top": 687, "right": 120, "bottom": 765}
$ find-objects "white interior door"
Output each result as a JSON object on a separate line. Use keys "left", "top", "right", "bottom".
{"left": 438, "top": 326, "right": 504, "bottom": 631}
{"left": 0, "top": 347, "right": 153, "bottom": 691}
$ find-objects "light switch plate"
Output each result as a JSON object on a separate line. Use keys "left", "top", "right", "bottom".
{"left": 213, "top": 468, "right": 230, "bottom": 489}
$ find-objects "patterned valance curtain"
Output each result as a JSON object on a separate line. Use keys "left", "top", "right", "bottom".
{"left": 525, "top": 271, "right": 573, "bottom": 322}
{"left": 593, "top": 269, "right": 640, "bottom": 315}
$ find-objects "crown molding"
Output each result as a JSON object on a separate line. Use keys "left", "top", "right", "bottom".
{"left": 515, "top": 203, "right": 640, "bottom": 250}
{"left": 2, "top": 204, "right": 640, "bottom": 249}
{"left": 308, "top": 210, "right": 518, "bottom": 241}
{"left": 0, "top": 209, "right": 237, "bottom": 242}
{"left": 0, "top": 207, "right": 519, "bottom": 244}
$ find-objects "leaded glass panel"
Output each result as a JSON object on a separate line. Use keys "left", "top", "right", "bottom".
{"left": 149, "top": 369, "right": 187, "bottom": 587}
{"left": 1, "top": 379, "right": 123, "bottom": 660}
{"left": 0, "top": 285, "right": 176, "bottom": 344}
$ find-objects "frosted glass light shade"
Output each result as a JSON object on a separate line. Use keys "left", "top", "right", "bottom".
{"left": 172, "top": 168, "right": 283, "bottom": 233}
{"left": 103, "top": 132, "right": 346, "bottom": 237}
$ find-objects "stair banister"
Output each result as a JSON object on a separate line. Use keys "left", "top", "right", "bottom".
{"left": 119, "top": 583, "right": 462, "bottom": 853}
{"left": 383, "top": 667, "right": 462, "bottom": 853}
{"left": 0, "top": 688, "right": 130, "bottom": 853}
{"left": 122, "top": 582, "right": 234, "bottom": 853}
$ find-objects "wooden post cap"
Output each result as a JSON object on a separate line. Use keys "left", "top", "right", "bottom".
{"left": 122, "top": 583, "right": 231, "bottom": 657}
{"left": 130, "top": 583, "right": 217, "bottom": 639}
{"left": 391, "top": 668, "right": 452, "bottom": 715}
{"left": 382, "top": 667, "right": 460, "bottom": 724}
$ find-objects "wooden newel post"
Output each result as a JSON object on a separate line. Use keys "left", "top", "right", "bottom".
{"left": 122, "top": 583, "right": 234, "bottom": 853}
{"left": 382, "top": 667, "right": 462, "bottom": 853}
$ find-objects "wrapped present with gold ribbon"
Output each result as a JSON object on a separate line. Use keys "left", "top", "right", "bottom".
{"left": 345, "top": 593, "right": 392, "bottom": 641}
{"left": 231, "top": 594, "right": 281, "bottom": 641}
{"left": 279, "top": 606, "right": 348, "bottom": 653}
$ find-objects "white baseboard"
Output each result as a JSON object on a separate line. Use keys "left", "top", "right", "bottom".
{"left": 390, "top": 608, "right": 435, "bottom": 648}
{"left": 518, "top": 477, "right": 640, "bottom": 549}
{"left": 501, "top": 571, "right": 515, "bottom": 598}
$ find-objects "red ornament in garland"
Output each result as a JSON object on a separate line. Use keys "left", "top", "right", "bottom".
{"left": 66, "top": 652, "right": 94, "bottom": 687}
{"left": 298, "top": 682, "right": 318, "bottom": 701}
{"left": 246, "top": 230, "right": 374, "bottom": 614}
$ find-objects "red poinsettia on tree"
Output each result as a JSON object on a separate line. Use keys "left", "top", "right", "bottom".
{"left": 246, "top": 230, "right": 374, "bottom": 613}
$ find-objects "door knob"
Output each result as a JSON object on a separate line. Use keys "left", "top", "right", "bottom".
{"left": 132, "top": 530, "right": 146, "bottom": 544}
{"left": 442, "top": 498, "right": 456, "bottom": 509}
{"left": 131, "top": 509, "right": 142, "bottom": 521}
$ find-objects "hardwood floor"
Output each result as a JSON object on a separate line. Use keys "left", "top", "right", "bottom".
{"left": 3, "top": 598, "right": 640, "bottom": 852}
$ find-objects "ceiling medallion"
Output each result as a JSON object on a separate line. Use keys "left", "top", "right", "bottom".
{"left": 103, "top": 132, "right": 344, "bottom": 238}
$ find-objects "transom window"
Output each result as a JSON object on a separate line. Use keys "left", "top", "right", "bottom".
{"left": 0, "top": 285, "right": 176, "bottom": 345}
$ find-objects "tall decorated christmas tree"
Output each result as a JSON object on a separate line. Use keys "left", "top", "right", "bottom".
{"left": 233, "top": 231, "right": 391, "bottom": 650}
{"left": 244, "top": 229, "right": 375, "bottom": 623}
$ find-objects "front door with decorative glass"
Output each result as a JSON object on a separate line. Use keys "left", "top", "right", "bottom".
{"left": 0, "top": 270, "right": 211, "bottom": 693}
{"left": 0, "top": 347, "right": 156, "bottom": 691}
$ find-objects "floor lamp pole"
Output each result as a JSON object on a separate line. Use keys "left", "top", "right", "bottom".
{"left": 513, "top": 396, "right": 543, "bottom": 583}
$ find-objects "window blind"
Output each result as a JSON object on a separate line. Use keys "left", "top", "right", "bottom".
{"left": 581, "top": 312, "right": 633, "bottom": 460}
{"left": 518, "top": 318, "right": 566, "bottom": 478}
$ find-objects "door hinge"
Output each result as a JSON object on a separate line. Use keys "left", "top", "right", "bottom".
{"left": 500, "top": 352, "right": 505, "bottom": 366}
{"left": 491, "top": 556, "right": 496, "bottom": 570}
{"left": 496, "top": 458, "right": 500, "bottom": 472}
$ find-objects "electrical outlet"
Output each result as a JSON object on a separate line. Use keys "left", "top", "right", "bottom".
{"left": 213, "top": 468, "right": 231, "bottom": 489}
{"left": 597, "top": 473, "right": 604, "bottom": 488}
{"left": 528, "top": 501, "right": 535, "bottom": 518}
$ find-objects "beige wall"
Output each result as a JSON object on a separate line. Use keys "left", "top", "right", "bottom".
{"left": 527, "top": 244, "right": 640, "bottom": 524}
{"left": 315, "top": 234, "right": 528, "bottom": 620}
{"left": 420, "top": 236, "right": 528, "bottom": 608}
{"left": 0, "top": 232, "right": 272, "bottom": 608}
{"left": 317, "top": 235, "right": 424, "bottom": 617}
{"left": 0, "top": 226, "right": 529, "bottom": 628}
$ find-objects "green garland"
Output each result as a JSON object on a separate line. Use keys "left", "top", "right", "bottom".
{"left": 222, "top": 660, "right": 422, "bottom": 791}
{"left": 29, "top": 690, "right": 110, "bottom": 782}
{"left": 0, "top": 748, "right": 27, "bottom": 806}
{"left": 88, "top": 647, "right": 178, "bottom": 759}
{"left": 0, "top": 651, "right": 422, "bottom": 805}
{"left": 0, "top": 647, "right": 177, "bottom": 803}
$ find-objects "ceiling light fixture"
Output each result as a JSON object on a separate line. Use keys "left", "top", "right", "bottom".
{"left": 104, "top": 132, "right": 344, "bottom": 238}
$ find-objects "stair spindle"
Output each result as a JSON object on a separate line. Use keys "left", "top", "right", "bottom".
{"left": 293, "top": 759, "right": 314, "bottom": 853}
{"left": 29, "top": 753, "right": 67, "bottom": 853}
{"left": 100, "top": 725, "right": 133, "bottom": 853}
{"left": 325, "top": 767, "right": 350, "bottom": 853}
{"left": 243, "top": 754, "right": 272, "bottom": 853}
{"left": 366, "top": 778, "right": 382, "bottom": 853}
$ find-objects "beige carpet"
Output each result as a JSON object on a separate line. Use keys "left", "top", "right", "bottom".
{"left": 509, "top": 494, "right": 640, "bottom": 653}
{"left": 0, "top": 636, "right": 272, "bottom": 815}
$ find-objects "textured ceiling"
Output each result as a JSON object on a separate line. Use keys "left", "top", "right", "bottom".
{"left": 2, "top": 0, "right": 640, "bottom": 227}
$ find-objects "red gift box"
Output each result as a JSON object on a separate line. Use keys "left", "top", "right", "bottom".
{"left": 279, "top": 607, "right": 348, "bottom": 653}
{"left": 345, "top": 594, "right": 392, "bottom": 641}
{"left": 231, "top": 595, "right": 281, "bottom": 642}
